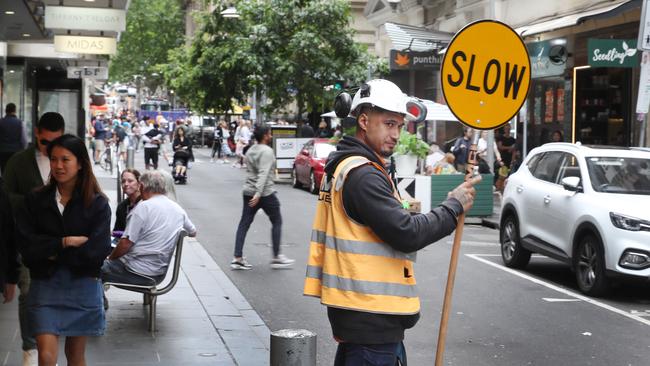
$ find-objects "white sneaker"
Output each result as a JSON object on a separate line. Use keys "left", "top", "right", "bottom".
{"left": 230, "top": 258, "right": 253, "bottom": 270}
{"left": 210, "top": 158, "right": 215, "bottom": 163}
{"left": 23, "top": 349, "right": 37, "bottom": 366}
{"left": 271, "top": 254, "right": 295, "bottom": 269}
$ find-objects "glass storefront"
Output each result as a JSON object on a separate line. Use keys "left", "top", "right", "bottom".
{"left": 574, "top": 67, "right": 632, "bottom": 146}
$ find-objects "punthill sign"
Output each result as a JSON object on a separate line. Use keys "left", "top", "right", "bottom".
{"left": 390, "top": 50, "right": 442, "bottom": 70}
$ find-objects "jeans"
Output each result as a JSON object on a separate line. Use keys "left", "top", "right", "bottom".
{"left": 100, "top": 260, "right": 163, "bottom": 286}
{"left": 18, "top": 262, "right": 36, "bottom": 351}
{"left": 211, "top": 139, "right": 222, "bottom": 159}
{"left": 234, "top": 193, "right": 282, "bottom": 258}
{"left": 334, "top": 342, "right": 407, "bottom": 366}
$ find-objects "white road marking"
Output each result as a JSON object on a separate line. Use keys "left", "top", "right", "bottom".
{"left": 466, "top": 254, "right": 650, "bottom": 327}
{"left": 582, "top": 332, "right": 592, "bottom": 336}
{"left": 542, "top": 298, "right": 582, "bottom": 303}
{"left": 445, "top": 240, "right": 498, "bottom": 247}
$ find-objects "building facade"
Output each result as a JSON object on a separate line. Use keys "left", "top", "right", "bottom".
{"left": 357, "top": 0, "right": 649, "bottom": 148}
{"left": 0, "top": 0, "right": 129, "bottom": 141}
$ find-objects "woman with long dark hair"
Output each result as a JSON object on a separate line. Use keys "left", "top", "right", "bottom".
{"left": 17, "top": 134, "right": 111, "bottom": 366}
{"left": 113, "top": 168, "right": 141, "bottom": 234}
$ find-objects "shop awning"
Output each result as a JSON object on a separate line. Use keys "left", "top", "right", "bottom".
{"left": 384, "top": 22, "right": 453, "bottom": 51}
{"left": 422, "top": 100, "right": 458, "bottom": 122}
{"left": 515, "top": 0, "right": 637, "bottom": 37}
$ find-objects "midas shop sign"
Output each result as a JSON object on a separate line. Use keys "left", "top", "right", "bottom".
{"left": 390, "top": 50, "right": 442, "bottom": 70}
{"left": 441, "top": 20, "right": 531, "bottom": 130}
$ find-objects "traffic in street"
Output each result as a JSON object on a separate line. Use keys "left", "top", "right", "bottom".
{"left": 178, "top": 147, "right": 650, "bottom": 366}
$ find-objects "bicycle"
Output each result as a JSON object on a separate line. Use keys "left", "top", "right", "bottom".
{"left": 99, "top": 139, "right": 116, "bottom": 174}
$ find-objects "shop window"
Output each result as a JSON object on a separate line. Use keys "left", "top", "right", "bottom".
{"left": 575, "top": 67, "right": 631, "bottom": 146}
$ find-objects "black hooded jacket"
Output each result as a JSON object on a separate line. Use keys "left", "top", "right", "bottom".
{"left": 324, "top": 136, "right": 463, "bottom": 344}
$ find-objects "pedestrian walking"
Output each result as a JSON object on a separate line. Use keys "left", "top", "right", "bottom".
{"left": 231, "top": 125, "right": 295, "bottom": 270}
{"left": 303, "top": 79, "right": 479, "bottom": 365}
{"left": 451, "top": 127, "right": 473, "bottom": 172}
{"left": 142, "top": 123, "right": 162, "bottom": 170}
{"left": 132, "top": 121, "right": 142, "bottom": 151}
{"left": 210, "top": 121, "right": 224, "bottom": 163}
{"left": 16, "top": 134, "right": 111, "bottom": 366}
{"left": 0, "top": 103, "right": 27, "bottom": 173}
{"left": 3, "top": 112, "right": 64, "bottom": 366}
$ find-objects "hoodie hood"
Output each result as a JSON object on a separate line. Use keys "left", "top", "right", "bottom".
{"left": 325, "top": 136, "right": 386, "bottom": 176}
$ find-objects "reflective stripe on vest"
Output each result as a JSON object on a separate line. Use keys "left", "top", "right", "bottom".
{"left": 303, "top": 155, "right": 420, "bottom": 315}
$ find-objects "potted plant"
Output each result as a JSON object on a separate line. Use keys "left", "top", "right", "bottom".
{"left": 393, "top": 130, "right": 429, "bottom": 176}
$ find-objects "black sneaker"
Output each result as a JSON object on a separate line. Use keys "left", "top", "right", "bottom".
{"left": 230, "top": 258, "right": 253, "bottom": 270}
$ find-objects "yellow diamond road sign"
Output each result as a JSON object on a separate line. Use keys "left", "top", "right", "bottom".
{"left": 441, "top": 20, "right": 531, "bottom": 130}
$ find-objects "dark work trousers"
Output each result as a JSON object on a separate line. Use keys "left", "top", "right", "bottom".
{"left": 234, "top": 193, "right": 282, "bottom": 258}
{"left": 334, "top": 342, "right": 407, "bottom": 366}
{"left": 144, "top": 147, "right": 159, "bottom": 169}
{"left": 211, "top": 139, "right": 222, "bottom": 159}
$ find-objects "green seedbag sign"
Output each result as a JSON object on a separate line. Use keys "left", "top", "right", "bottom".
{"left": 588, "top": 39, "right": 639, "bottom": 68}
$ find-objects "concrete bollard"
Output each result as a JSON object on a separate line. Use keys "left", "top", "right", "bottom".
{"left": 270, "top": 329, "right": 317, "bottom": 366}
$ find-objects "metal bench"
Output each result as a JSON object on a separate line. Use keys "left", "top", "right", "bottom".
{"left": 105, "top": 229, "right": 187, "bottom": 333}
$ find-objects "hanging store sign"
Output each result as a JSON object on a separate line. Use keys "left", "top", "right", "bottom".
{"left": 588, "top": 39, "right": 639, "bottom": 68}
{"left": 390, "top": 50, "right": 442, "bottom": 70}
{"left": 45, "top": 6, "right": 126, "bottom": 32}
{"left": 54, "top": 36, "right": 116, "bottom": 55}
{"left": 527, "top": 39, "right": 567, "bottom": 78}
{"left": 67, "top": 67, "right": 108, "bottom": 80}
{"left": 441, "top": 20, "right": 531, "bottom": 130}
{"left": 636, "top": 51, "right": 650, "bottom": 113}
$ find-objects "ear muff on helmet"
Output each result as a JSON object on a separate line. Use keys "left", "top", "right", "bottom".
{"left": 406, "top": 99, "right": 427, "bottom": 123}
{"left": 334, "top": 92, "right": 352, "bottom": 118}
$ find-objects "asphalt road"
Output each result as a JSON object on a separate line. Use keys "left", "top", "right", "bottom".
{"left": 173, "top": 147, "right": 650, "bottom": 366}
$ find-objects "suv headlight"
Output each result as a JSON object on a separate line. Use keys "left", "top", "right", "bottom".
{"left": 610, "top": 212, "right": 650, "bottom": 232}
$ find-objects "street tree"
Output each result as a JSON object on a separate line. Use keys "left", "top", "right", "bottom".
{"left": 108, "top": 0, "right": 185, "bottom": 92}
{"left": 163, "top": 0, "right": 386, "bottom": 118}
{"left": 161, "top": 10, "right": 256, "bottom": 114}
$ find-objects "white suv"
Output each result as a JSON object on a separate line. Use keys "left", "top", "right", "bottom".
{"left": 500, "top": 143, "right": 650, "bottom": 296}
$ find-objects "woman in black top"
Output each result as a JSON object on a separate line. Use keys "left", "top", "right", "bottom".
{"left": 172, "top": 127, "right": 191, "bottom": 182}
{"left": 113, "top": 169, "right": 141, "bottom": 234}
{"left": 17, "top": 134, "right": 110, "bottom": 366}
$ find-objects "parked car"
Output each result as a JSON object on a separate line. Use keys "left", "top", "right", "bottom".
{"left": 500, "top": 143, "right": 650, "bottom": 296}
{"left": 293, "top": 138, "right": 337, "bottom": 194}
{"left": 188, "top": 115, "right": 216, "bottom": 147}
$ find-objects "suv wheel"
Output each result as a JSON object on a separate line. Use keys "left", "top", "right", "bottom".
{"left": 500, "top": 214, "right": 531, "bottom": 268}
{"left": 575, "top": 234, "right": 609, "bottom": 296}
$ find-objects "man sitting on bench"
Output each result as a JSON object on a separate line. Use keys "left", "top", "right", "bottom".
{"left": 101, "top": 170, "right": 196, "bottom": 286}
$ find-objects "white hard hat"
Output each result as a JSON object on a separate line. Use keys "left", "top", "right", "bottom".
{"left": 350, "top": 79, "right": 414, "bottom": 119}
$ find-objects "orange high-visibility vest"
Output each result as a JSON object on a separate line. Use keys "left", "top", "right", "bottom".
{"left": 303, "top": 156, "right": 420, "bottom": 315}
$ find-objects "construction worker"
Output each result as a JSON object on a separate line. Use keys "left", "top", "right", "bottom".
{"left": 303, "top": 79, "right": 480, "bottom": 365}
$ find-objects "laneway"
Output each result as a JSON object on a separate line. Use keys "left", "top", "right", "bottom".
{"left": 178, "top": 148, "right": 650, "bottom": 365}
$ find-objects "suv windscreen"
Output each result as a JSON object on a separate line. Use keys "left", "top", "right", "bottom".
{"left": 586, "top": 157, "right": 650, "bottom": 194}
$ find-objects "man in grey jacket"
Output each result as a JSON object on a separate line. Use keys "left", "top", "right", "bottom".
{"left": 231, "top": 125, "right": 294, "bottom": 270}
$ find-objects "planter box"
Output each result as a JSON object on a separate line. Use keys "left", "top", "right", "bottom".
{"left": 430, "top": 174, "right": 494, "bottom": 217}
{"left": 396, "top": 174, "right": 494, "bottom": 217}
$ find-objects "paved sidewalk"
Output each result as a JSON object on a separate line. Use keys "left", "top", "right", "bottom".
{"left": 0, "top": 155, "right": 271, "bottom": 365}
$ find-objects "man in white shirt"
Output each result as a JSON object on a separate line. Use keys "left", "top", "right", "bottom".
{"left": 101, "top": 170, "right": 197, "bottom": 286}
